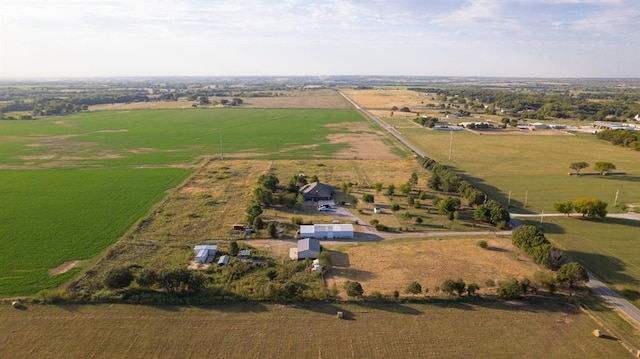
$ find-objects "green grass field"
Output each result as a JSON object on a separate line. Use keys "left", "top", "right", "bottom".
{"left": 402, "top": 129, "right": 640, "bottom": 213}
{"left": 0, "top": 301, "right": 630, "bottom": 358}
{"left": 1, "top": 108, "right": 368, "bottom": 167}
{"left": 0, "top": 168, "right": 188, "bottom": 296}
{"left": 0, "top": 108, "right": 376, "bottom": 296}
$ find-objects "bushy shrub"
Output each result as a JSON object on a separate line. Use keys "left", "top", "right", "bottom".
{"left": 103, "top": 266, "right": 134, "bottom": 289}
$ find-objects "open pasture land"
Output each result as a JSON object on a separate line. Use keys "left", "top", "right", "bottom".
{"left": 324, "top": 236, "right": 540, "bottom": 299}
{"left": 0, "top": 302, "right": 629, "bottom": 358}
{"left": 399, "top": 129, "right": 640, "bottom": 214}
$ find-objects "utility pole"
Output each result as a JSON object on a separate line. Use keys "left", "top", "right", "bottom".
{"left": 540, "top": 209, "right": 544, "bottom": 225}
{"left": 219, "top": 128, "right": 224, "bottom": 160}
{"left": 524, "top": 190, "right": 528, "bottom": 208}
{"left": 448, "top": 130, "right": 453, "bottom": 160}
{"left": 614, "top": 189, "right": 619, "bottom": 207}
{"left": 508, "top": 191, "right": 512, "bottom": 207}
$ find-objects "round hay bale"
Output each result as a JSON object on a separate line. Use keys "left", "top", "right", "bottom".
{"left": 11, "top": 301, "right": 21, "bottom": 309}
{"left": 337, "top": 311, "right": 343, "bottom": 319}
{"left": 592, "top": 329, "right": 602, "bottom": 337}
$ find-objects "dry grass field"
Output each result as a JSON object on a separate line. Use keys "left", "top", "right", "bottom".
{"left": 342, "top": 88, "right": 439, "bottom": 110}
{"left": 325, "top": 236, "right": 540, "bottom": 299}
{"left": 0, "top": 302, "right": 630, "bottom": 359}
{"left": 89, "top": 89, "right": 351, "bottom": 111}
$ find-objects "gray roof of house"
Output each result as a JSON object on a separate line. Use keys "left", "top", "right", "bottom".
{"left": 298, "top": 238, "right": 320, "bottom": 252}
{"left": 299, "top": 182, "right": 333, "bottom": 198}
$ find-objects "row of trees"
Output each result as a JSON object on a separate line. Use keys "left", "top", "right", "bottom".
{"left": 570, "top": 161, "right": 617, "bottom": 175}
{"left": 554, "top": 198, "right": 608, "bottom": 218}
{"left": 103, "top": 266, "right": 206, "bottom": 293}
{"left": 512, "top": 225, "right": 564, "bottom": 269}
{"left": 407, "top": 86, "right": 640, "bottom": 121}
{"left": 417, "top": 156, "right": 510, "bottom": 227}
{"left": 596, "top": 130, "right": 640, "bottom": 151}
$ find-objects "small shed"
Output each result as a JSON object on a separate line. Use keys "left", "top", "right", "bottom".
{"left": 232, "top": 224, "right": 245, "bottom": 231}
{"left": 217, "top": 255, "right": 230, "bottom": 266}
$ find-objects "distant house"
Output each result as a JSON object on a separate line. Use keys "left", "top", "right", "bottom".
{"left": 289, "top": 238, "right": 321, "bottom": 260}
{"left": 528, "top": 122, "right": 548, "bottom": 130}
{"left": 193, "top": 245, "right": 218, "bottom": 264}
{"left": 445, "top": 114, "right": 458, "bottom": 119}
{"left": 299, "top": 182, "right": 334, "bottom": 201}
{"left": 299, "top": 224, "right": 354, "bottom": 239}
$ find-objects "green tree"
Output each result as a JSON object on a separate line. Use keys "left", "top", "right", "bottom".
{"left": 253, "top": 185, "right": 274, "bottom": 206}
{"left": 344, "top": 280, "right": 364, "bottom": 297}
{"left": 246, "top": 202, "right": 263, "bottom": 222}
{"left": 253, "top": 216, "right": 265, "bottom": 230}
{"left": 496, "top": 278, "right": 525, "bottom": 299}
{"left": 511, "top": 225, "right": 547, "bottom": 249}
{"left": 157, "top": 268, "right": 205, "bottom": 293}
{"left": 437, "top": 196, "right": 461, "bottom": 215}
{"left": 569, "top": 161, "right": 589, "bottom": 175}
{"left": 362, "top": 193, "right": 375, "bottom": 203}
{"left": 533, "top": 271, "right": 556, "bottom": 294}
{"left": 406, "top": 281, "right": 422, "bottom": 296}
{"left": 466, "top": 283, "right": 480, "bottom": 296}
{"left": 573, "top": 198, "right": 608, "bottom": 218}
{"left": 136, "top": 268, "right": 158, "bottom": 288}
{"left": 309, "top": 174, "right": 319, "bottom": 183}
{"left": 441, "top": 279, "right": 457, "bottom": 296}
{"left": 267, "top": 222, "right": 278, "bottom": 238}
{"left": 103, "top": 266, "right": 134, "bottom": 289}
{"left": 373, "top": 182, "right": 383, "bottom": 193}
{"left": 399, "top": 183, "right": 411, "bottom": 195}
{"left": 229, "top": 240, "right": 239, "bottom": 256}
{"left": 391, "top": 204, "right": 401, "bottom": 212}
{"left": 557, "top": 262, "right": 589, "bottom": 288}
{"left": 386, "top": 184, "right": 396, "bottom": 196}
{"left": 593, "top": 162, "right": 616, "bottom": 175}
{"left": 257, "top": 174, "right": 279, "bottom": 192}
{"left": 454, "top": 279, "right": 466, "bottom": 296}
{"left": 408, "top": 172, "right": 419, "bottom": 188}
{"left": 553, "top": 201, "right": 573, "bottom": 216}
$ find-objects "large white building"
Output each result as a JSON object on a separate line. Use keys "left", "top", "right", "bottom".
{"left": 299, "top": 224, "right": 354, "bottom": 239}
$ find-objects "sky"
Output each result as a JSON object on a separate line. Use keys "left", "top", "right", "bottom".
{"left": 0, "top": 0, "right": 638, "bottom": 78}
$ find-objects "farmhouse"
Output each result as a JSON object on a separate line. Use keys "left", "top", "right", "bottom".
{"left": 193, "top": 245, "right": 218, "bottom": 264}
{"left": 299, "top": 181, "right": 334, "bottom": 201}
{"left": 592, "top": 121, "right": 636, "bottom": 131}
{"left": 528, "top": 122, "right": 548, "bottom": 130}
{"left": 299, "top": 224, "right": 354, "bottom": 239}
{"left": 289, "top": 238, "right": 321, "bottom": 260}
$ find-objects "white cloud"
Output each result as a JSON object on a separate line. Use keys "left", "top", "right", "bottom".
{"left": 0, "top": 0, "right": 638, "bottom": 77}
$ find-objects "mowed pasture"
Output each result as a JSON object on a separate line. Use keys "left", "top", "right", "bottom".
{"left": 0, "top": 302, "right": 629, "bottom": 358}
{"left": 399, "top": 129, "right": 640, "bottom": 214}
{"left": 540, "top": 217, "right": 640, "bottom": 304}
{"left": 0, "top": 108, "right": 402, "bottom": 296}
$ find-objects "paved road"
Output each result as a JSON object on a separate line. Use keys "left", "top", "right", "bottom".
{"left": 586, "top": 273, "right": 640, "bottom": 327}
{"left": 339, "top": 91, "right": 427, "bottom": 158}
